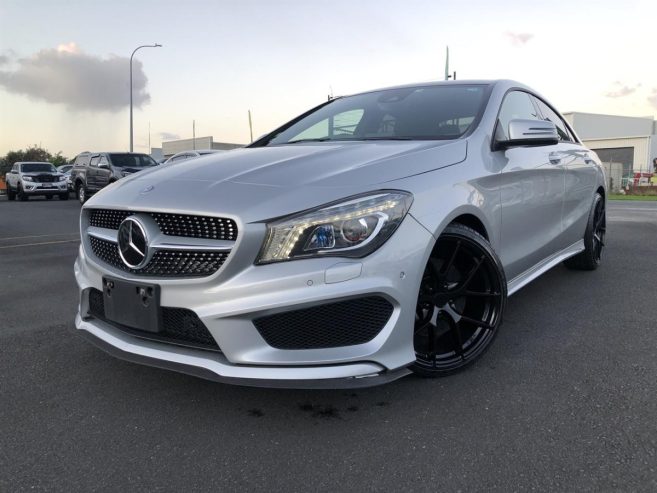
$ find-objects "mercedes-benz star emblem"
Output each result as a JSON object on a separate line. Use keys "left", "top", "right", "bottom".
{"left": 117, "top": 217, "right": 149, "bottom": 269}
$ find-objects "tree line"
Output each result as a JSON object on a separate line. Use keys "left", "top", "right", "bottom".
{"left": 1, "top": 146, "right": 70, "bottom": 176}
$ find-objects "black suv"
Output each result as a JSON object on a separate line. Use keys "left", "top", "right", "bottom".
{"left": 71, "top": 152, "right": 157, "bottom": 204}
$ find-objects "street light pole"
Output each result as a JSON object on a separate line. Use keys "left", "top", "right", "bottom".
{"left": 130, "top": 43, "right": 162, "bottom": 152}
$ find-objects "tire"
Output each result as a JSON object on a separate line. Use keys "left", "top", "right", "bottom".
{"left": 77, "top": 183, "right": 88, "bottom": 204}
{"left": 411, "top": 223, "right": 507, "bottom": 377}
{"left": 46, "top": 195, "right": 53, "bottom": 200}
{"left": 6, "top": 183, "right": 16, "bottom": 201}
{"left": 564, "top": 193, "right": 605, "bottom": 271}
{"left": 59, "top": 192, "right": 69, "bottom": 201}
{"left": 18, "top": 185, "right": 28, "bottom": 201}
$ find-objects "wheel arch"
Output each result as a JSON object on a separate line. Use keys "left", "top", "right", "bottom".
{"left": 596, "top": 186, "right": 605, "bottom": 203}
{"left": 429, "top": 205, "right": 494, "bottom": 245}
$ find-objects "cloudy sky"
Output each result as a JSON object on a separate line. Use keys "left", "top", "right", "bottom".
{"left": 0, "top": 0, "right": 655, "bottom": 158}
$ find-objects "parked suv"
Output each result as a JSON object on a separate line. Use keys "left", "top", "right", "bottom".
{"left": 5, "top": 161, "right": 69, "bottom": 201}
{"left": 70, "top": 152, "right": 157, "bottom": 204}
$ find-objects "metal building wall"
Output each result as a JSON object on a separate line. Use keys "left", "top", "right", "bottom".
{"left": 584, "top": 137, "right": 650, "bottom": 173}
{"left": 564, "top": 113, "right": 654, "bottom": 140}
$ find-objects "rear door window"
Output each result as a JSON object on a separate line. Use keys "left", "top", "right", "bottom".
{"left": 90, "top": 156, "right": 100, "bottom": 167}
{"left": 532, "top": 98, "right": 573, "bottom": 142}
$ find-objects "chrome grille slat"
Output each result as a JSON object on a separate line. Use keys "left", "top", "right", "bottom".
{"left": 89, "top": 236, "right": 230, "bottom": 277}
{"left": 89, "top": 209, "right": 237, "bottom": 241}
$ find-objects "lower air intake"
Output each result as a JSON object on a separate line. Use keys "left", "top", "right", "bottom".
{"left": 253, "top": 296, "right": 393, "bottom": 350}
{"left": 87, "top": 288, "right": 220, "bottom": 351}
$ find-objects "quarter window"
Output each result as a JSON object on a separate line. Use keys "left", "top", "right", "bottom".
{"left": 496, "top": 91, "right": 541, "bottom": 141}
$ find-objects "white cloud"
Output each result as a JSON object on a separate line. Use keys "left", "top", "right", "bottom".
{"left": 504, "top": 31, "right": 534, "bottom": 46}
{"left": 604, "top": 81, "right": 641, "bottom": 98}
{"left": 0, "top": 44, "right": 150, "bottom": 111}
{"left": 159, "top": 132, "right": 180, "bottom": 141}
{"left": 56, "top": 42, "right": 80, "bottom": 54}
{"left": 648, "top": 88, "right": 657, "bottom": 109}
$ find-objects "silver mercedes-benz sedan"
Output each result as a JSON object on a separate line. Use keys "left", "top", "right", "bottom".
{"left": 74, "top": 80, "right": 606, "bottom": 388}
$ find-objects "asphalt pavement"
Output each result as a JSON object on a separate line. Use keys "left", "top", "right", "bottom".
{"left": 1, "top": 196, "right": 656, "bottom": 492}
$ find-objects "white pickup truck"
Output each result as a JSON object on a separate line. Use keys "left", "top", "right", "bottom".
{"left": 5, "top": 161, "right": 69, "bottom": 201}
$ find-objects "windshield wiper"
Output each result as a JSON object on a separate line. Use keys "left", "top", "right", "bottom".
{"left": 359, "top": 136, "right": 414, "bottom": 141}
{"left": 284, "top": 138, "right": 333, "bottom": 144}
{"left": 283, "top": 136, "right": 417, "bottom": 145}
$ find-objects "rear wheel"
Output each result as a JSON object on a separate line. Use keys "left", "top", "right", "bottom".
{"left": 564, "top": 193, "right": 605, "bottom": 271}
{"left": 6, "top": 183, "right": 16, "bottom": 201}
{"left": 46, "top": 195, "right": 53, "bottom": 200}
{"left": 77, "top": 183, "right": 87, "bottom": 204}
{"left": 59, "top": 192, "right": 69, "bottom": 200}
{"left": 411, "top": 224, "right": 507, "bottom": 377}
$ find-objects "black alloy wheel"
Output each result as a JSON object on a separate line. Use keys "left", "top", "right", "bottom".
{"left": 564, "top": 193, "right": 605, "bottom": 270}
{"left": 412, "top": 224, "right": 506, "bottom": 376}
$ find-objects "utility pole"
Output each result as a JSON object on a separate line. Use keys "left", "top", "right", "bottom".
{"left": 192, "top": 120, "right": 196, "bottom": 150}
{"left": 129, "top": 43, "right": 162, "bottom": 152}
{"left": 248, "top": 110, "right": 254, "bottom": 143}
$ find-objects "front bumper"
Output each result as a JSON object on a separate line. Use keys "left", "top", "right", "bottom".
{"left": 74, "top": 214, "right": 434, "bottom": 388}
{"left": 22, "top": 182, "right": 67, "bottom": 194}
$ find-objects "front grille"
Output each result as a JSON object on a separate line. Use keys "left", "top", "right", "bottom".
{"left": 89, "top": 209, "right": 237, "bottom": 241}
{"left": 89, "top": 236, "right": 229, "bottom": 277}
{"left": 253, "top": 296, "right": 394, "bottom": 350}
{"left": 88, "top": 288, "right": 220, "bottom": 351}
{"left": 35, "top": 174, "right": 56, "bottom": 183}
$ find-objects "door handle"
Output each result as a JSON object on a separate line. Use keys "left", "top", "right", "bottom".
{"left": 549, "top": 152, "right": 562, "bottom": 165}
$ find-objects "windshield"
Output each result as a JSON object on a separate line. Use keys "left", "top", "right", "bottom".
{"left": 263, "top": 84, "right": 488, "bottom": 146}
{"left": 109, "top": 153, "right": 157, "bottom": 168}
{"left": 21, "top": 162, "right": 57, "bottom": 173}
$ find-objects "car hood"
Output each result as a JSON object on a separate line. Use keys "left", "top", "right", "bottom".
{"left": 86, "top": 140, "right": 466, "bottom": 222}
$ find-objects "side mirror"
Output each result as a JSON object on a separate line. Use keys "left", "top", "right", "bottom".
{"left": 495, "top": 119, "right": 559, "bottom": 150}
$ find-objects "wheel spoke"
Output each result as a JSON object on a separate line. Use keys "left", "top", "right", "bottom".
{"left": 427, "top": 323, "right": 436, "bottom": 360}
{"left": 463, "top": 290, "right": 501, "bottom": 297}
{"left": 455, "top": 255, "right": 485, "bottom": 291}
{"left": 449, "top": 320, "right": 464, "bottom": 356}
{"left": 440, "top": 240, "right": 461, "bottom": 276}
{"left": 458, "top": 314, "right": 493, "bottom": 329}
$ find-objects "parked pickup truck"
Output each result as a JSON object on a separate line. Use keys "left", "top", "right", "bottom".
{"left": 70, "top": 152, "right": 158, "bottom": 204}
{"left": 5, "top": 161, "right": 69, "bottom": 201}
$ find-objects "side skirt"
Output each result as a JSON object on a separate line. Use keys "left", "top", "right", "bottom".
{"left": 507, "top": 240, "right": 585, "bottom": 296}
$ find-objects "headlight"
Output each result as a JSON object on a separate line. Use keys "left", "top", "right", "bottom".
{"left": 256, "top": 191, "right": 413, "bottom": 264}
{"left": 22, "top": 176, "right": 34, "bottom": 182}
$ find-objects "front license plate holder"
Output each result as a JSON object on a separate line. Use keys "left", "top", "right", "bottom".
{"left": 102, "top": 277, "right": 161, "bottom": 333}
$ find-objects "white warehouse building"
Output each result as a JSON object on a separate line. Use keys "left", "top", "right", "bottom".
{"left": 563, "top": 112, "right": 657, "bottom": 177}
{"left": 161, "top": 136, "right": 244, "bottom": 158}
